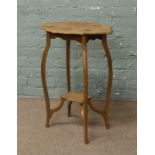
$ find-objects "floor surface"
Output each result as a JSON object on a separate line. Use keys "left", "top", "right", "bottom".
{"left": 18, "top": 98, "right": 137, "bottom": 155}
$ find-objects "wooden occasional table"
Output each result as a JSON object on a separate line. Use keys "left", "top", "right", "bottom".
{"left": 41, "top": 22, "right": 113, "bottom": 144}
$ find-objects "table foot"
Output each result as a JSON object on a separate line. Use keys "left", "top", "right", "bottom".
{"left": 80, "top": 103, "right": 89, "bottom": 144}
{"left": 45, "top": 125, "right": 50, "bottom": 128}
{"left": 45, "top": 118, "right": 50, "bottom": 128}
{"left": 67, "top": 102, "right": 72, "bottom": 117}
{"left": 103, "top": 111, "right": 110, "bottom": 129}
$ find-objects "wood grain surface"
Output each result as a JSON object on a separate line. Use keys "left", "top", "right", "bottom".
{"left": 41, "top": 22, "right": 112, "bottom": 35}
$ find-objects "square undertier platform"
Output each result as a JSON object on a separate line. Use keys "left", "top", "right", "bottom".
{"left": 63, "top": 92, "right": 91, "bottom": 103}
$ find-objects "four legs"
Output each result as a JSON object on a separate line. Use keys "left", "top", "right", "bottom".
{"left": 41, "top": 33, "right": 112, "bottom": 144}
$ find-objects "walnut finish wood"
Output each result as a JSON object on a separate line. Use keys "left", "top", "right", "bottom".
{"left": 41, "top": 22, "right": 113, "bottom": 144}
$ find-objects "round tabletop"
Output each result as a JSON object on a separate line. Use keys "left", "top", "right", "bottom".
{"left": 41, "top": 22, "right": 112, "bottom": 35}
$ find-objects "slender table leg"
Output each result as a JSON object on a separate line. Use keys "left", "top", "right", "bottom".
{"left": 101, "top": 35, "right": 113, "bottom": 129}
{"left": 82, "top": 36, "right": 89, "bottom": 144}
{"left": 66, "top": 40, "right": 72, "bottom": 117}
{"left": 41, "top": 32, "right": 51, "bottom": 127}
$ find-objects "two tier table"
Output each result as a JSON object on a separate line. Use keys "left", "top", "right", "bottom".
{"left": 41, "top": 22, "right": 113, "bottom": 144}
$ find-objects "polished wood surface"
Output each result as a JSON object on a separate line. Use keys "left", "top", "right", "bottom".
{"left": 41, "top": 22, "right": 113, "bottom": 144}
{"left": 41, "top": 22, "right": 112, "bottom": 35}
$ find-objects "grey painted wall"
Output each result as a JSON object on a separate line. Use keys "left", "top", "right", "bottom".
{"left": 17, "top": 0, "right": 137, "bottom": 100}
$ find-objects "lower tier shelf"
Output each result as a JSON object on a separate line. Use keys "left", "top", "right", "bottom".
{"left": 63, "top": 92, "right": 91, "bottom": 103}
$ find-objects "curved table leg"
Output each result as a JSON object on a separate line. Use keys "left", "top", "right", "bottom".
{"left": 66, "top": 40, "right": 72, "bottom": 117}
{"left": 88, "top": 99, "right": 103, "bottom": 114}
{"left": 101, "top": 35, "right": 113, "bottom": 129}
{"left": 41, "top": 32, "right": 66, "bottom": 127}
{"left": 82, "top": 36, "right": 89, "bottom": 144}
{"left": 50, "top": 97, "right": 66, "bottom": 117}
{"left": 41, "top": 32, "right": 51, "bottom": 127}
